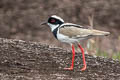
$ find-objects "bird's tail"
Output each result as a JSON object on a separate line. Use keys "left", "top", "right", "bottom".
{"left": 91, "top": 29, "right": 110, "bottom": 36}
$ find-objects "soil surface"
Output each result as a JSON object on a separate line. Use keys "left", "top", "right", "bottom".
{"left": 0, "top": 38, "right": 120, "bottom": 80}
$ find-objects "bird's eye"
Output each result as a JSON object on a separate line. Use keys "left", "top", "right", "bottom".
{"left": 51, "top": 19, "right": 56, "bottom": 23}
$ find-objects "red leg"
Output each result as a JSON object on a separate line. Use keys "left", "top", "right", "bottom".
{"left": 64, "top": 44, "right": 75, "bottom": 70}
{"left": 78, "top": 44, "right": 87, "bottom": 71}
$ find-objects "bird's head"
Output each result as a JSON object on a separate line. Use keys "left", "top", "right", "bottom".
{"left": 41, "top": 15, "right": 64, "bottom": 31}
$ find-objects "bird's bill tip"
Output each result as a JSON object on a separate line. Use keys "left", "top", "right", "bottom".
{"left": 40, "top": 21, "right": 47, "bottom": 25}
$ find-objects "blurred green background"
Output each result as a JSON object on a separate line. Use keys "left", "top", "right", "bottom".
{"left": 0, "top": 0, "right": 120, "bottom": 60}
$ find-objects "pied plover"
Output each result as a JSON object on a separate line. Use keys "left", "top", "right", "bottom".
{"left": 41, "top": 15, "right": 110, "bottom": 71}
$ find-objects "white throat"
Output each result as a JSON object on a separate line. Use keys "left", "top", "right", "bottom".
{"left": 47, "top": 23, "right": 60, "bottom": 32}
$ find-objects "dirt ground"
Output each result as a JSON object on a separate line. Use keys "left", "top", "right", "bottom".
{"left": 0, "top": 38, "right": 120, "bottom": 80}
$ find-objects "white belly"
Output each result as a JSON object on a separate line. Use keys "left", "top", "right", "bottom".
{"left": 57, "top": 33, "right": 81, "bottom": 43}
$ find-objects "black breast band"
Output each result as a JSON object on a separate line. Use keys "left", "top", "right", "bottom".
{"left": 52, "top": 27, "right": 59, "bottom": 39}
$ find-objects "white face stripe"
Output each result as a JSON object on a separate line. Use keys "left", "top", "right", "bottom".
{"left": 51, "top": 15, "right": 64, "bottom": 23}
{"left": 47, "top": 23, "right": 59, "bottom": 32}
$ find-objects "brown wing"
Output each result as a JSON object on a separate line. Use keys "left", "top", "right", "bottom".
{"left": 59, "top": 26, "right": 93, "bottom": 38}
{"left": 59, "top": 26, "right": 110, "bottom": 38}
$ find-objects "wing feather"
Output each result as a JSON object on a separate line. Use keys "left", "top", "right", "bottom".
{"left": 59, "top": 25, "right": 110, "bottom": 38}
{"left": 59, "top": 26, "right": 92, "bottom": 38}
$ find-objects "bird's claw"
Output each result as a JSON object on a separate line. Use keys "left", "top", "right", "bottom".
{"left": 64, "top": 67, "right": 73, "bottom": 70}
{"left": 80, "top": 66, "right": 86, "bottom": 71}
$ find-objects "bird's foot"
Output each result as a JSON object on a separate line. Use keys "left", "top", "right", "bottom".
{"left": 80, "top": 65, "right": 86, "bottom": 71}
{"left": 64, "top": 67, "right": 73, "bottom": 70}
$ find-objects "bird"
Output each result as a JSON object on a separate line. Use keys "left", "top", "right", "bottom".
{"left": 41, "top": 15, "right": 110, "bottom": 71}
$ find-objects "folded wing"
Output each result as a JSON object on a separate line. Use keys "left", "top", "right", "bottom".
{"left": 59, "top": 26, "right": 110, "bottom": 39}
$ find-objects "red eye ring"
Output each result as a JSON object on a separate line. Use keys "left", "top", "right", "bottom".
{"left": 51, "top": 19, "right": 56, "bottom": 23}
